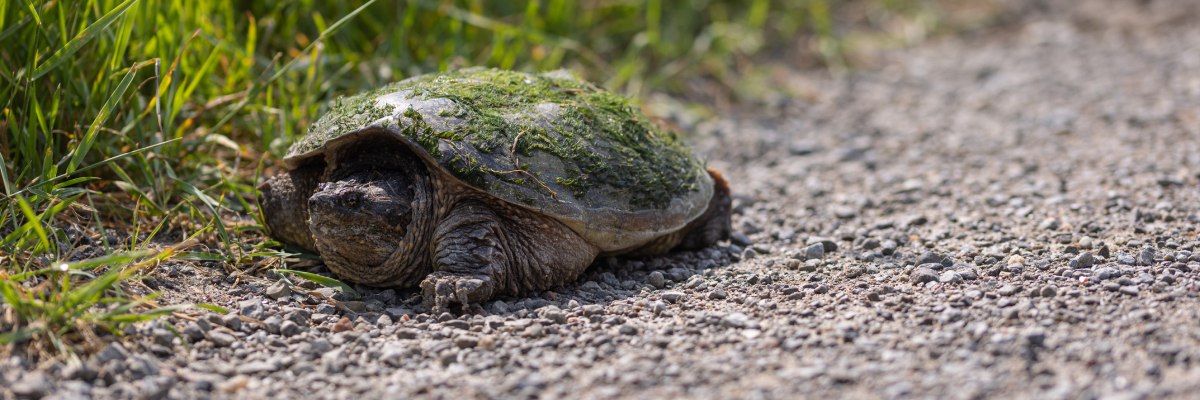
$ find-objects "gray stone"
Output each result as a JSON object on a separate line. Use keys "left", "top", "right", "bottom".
{"left": 239, "top": 299, "right": 265, "bottom": 319}
{"left": 805, "top": 242, "right": 826, "bottom": 259}
{"left": 1093, "top": 266, "right": 1120, "bottom": 281}
{"left": 939, "top": 271, "right": 963, "bottom": 284}
{"left": 1138, "top": 247, "right": 1157, "bottom": 266}
{"left": 648, "top": 271, "right": 666, "bottom": 288}
{"left": 1071, "top": 252, "right": 1096, "bottom": 269}
{"left": 911, "top": 267, "right": 938, "bottom": 284}
{"left": 265, "top": 281, "right": 292, "bottom": 300}
{"left": 206, "top": 329, "right": 237, "bottom": 347}
{"left": 661, "top": 291, "right": 686, "bottom": 303}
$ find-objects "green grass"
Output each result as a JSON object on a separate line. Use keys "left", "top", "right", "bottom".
{"left": 0, "top": 0, "right": 936, "bottom": 355}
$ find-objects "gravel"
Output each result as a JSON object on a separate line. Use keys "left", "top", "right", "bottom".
{"left": 6, "top": 1, "right": 1200, "bottom": 399}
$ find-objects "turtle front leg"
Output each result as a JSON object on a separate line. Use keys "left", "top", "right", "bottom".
{"left": 421, "top": 201, "right": 505, "bottom": 312}
{"left": 420, "top": 199, "right": 598, "bottom": 313}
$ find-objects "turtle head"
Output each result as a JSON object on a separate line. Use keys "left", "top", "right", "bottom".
{"left": 307, "top": 170, "right": 416, "bottom": 280}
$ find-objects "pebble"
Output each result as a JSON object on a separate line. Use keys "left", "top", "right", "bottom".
{"left": 1071, "top": 252, "right": 1095, "bottom": 269}
{"left": 939, "top": 271, "right": 963, "bottom": 284}
{"left": 731, "top": 232, "right": 753, "bottom": 247}
{"left": 333, "top": 316, "right": 354, "bottom": 333}
{"left": 537, "top": 307, "right": 567, "bottom": 324}
{"left": 910, "top": 267, "right": 938, "bottom": 284}
{"left": 235, "top": 361, "right": 277, "bottom": 375}
{"left": 722, "top": 312, "right": 752, "bottom": 328}
{"left": 805, "top": 242, "right": 826, "bottom": 259}
{"left": 648, "top": 271, "right": 666, "bottom": 288}
{"left": 239, "top": 299, "right": 265, "bottom": 320}
{"left": 1138, "top": 247, "right": 1157, "bottom": 266}
{"left": 265, "top": 282, "right": 292, "bottom": 300}
{"left": 1093, "top": 266, "right": 1120, "bottom": 281}
{"left": 11, "top": 372, "right": 52, "bottom": 398}
{"left": 998, "top": 285, "right": 1019, "bottom": 296}
{"left": 661, "top": 291, "right": 686, "bottom": 303}
{"left": 279, "top": 320, "right": 303, "bottom": 337}
{"left": 454, "top": 336, "right": 479, "bottom": 349}
{"left": 709, "top": 289, "right": 728, "bottom": 300}
{"left": 806, "top": 237, "right": 838, "bottom": 252}
{"left": 1120, "top": 286, "right": 1140, "bottom": 296}
{"left": 206, "top": 330, "right": 236, "bottom": 347}
{"left": 220, "top": 314, "right": 242, "bottom": 331}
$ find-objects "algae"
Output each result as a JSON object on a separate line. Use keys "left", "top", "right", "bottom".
{"left": 288, "top": 68, "right": 705, "bottom": 211}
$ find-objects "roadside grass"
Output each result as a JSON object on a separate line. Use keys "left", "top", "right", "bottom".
{"left": 0, "top": 0, "right": 938, "bottom": 357}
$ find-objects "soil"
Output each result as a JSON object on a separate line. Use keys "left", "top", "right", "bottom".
{"left": 3, "top": 1, "right": 1200, "bottom": 399}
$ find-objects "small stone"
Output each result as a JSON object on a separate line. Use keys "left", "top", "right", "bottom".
{"left": 881, "top": 240, "right": 898, "bottom": 255}
{"left": 918, "top": 262, "right": 945, "bottom": 272}
{"left": 220, "top": 313, "right": 242, "bottom": 331}
{"left": 1071, "top": 252, "right": 1096, "bottom": 269}
{"left": 721, "top": 312, "right": 751, "bottom": 328}
{"left": 939, "top": 271, "right": 963, "bottom": 284}
{"left": 708, "top": 289, "right": 728, "bottom": 300}
{"left": 804, "top": 243, "right": 826, "bottom": 259}
{"left": 206, "top": 330, "right": 236, "bottom": 347}
{"left": 537, "top": 306, "right": 567, "bottom": 324}
{"left": 806, "top": 237, "right": 838, "bottom": 252}
{"left": 1116, "top": 253, "right": 1137, "bottom": 265}
{"left": 731, "top": 232, "right": 753, "bottom": 247}
{"left": 280, "top": 321, "right": 304, "bottom": 337}
{"left": 333, "top": 316, "right": 354, "bottom": 333}
{"left": 11, "top": 372, "right": 52, "bottom": 398}
{"left": 238, "top": 299, "right": 265, "bottom": 319}
{"left": 910, "top": 267, "right": 938, "bottom": 284}
{"left": 1093, "top": 266, "right": 1120, "bottom": 281}
{"left": 957, "top": 269, "right": 979, "bottom": 281}
{"left": 618, "top": 325, "right": 638, "bottom": 335}
{"left": 917, "top": 251, "right": 944, "bottom": 266}
{"left": 1039, "top": 286, "right": 1058, "bottom": 297}
{"left": 265, "top": 281, "right": 292, "bottom": 300}
{"left": 235, "top": 361, "right": 277, "bottom": 375}
{"left": 454, "top": 336, "right": 479, "bottom": 349}
{"left": 1120, "top": 285, "right": 1140, "bottom": 296}
{"left": 96, "top": 342, "right": 129, "bottom": 363}
{"left": 661, "top": 291, "right": 686, "bottom": 303}
{"left": 648, "top": 271, "right": 666, "bottom": 289}
{"left": 1138, "top": 247, "right": 1157, "bottom": 266}
{"left": 998, "top": 285, "right": 1019, "bottom": 296}
{"left": 522, "top": 323, "right": 545, "bottom": 338}
{"left": 263, "top": 316, "right": 282, "bottom": 334}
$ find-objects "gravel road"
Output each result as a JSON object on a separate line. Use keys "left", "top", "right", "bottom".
{"left": 4, "top": 1, "right": 1200, "bottom": 399}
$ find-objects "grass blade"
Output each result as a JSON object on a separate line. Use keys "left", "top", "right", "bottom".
{"left": 276, "top": 269, "right": 359, "bottom": 299}
{"left": 29, "top": 0, "right": 138, "bottom": 80}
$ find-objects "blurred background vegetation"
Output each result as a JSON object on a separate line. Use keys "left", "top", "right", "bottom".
{"left": 0, "top": 0, "right": 1003, "bottom": 352}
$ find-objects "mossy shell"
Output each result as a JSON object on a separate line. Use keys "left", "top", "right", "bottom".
{"left": 285, "top": 68, "right": 713, "bottom": 252}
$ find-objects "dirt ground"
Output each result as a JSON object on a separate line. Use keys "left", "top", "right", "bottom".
{"left": 4, "top": 1, "right": 1200, "bottom": 399}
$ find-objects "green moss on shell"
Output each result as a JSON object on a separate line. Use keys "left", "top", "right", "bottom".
{"left": 288, "top": 68, "right": 705, "bottom": 211}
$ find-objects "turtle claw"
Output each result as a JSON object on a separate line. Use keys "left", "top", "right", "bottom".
{"left": 420, "top": 272, "right": 494, "bottom": 313}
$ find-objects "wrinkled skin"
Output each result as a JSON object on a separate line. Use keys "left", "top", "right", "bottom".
{"left": 260, "top": 134, "right": 731, "bottom": 312}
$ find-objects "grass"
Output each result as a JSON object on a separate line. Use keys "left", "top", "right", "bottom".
{"left": 0, "top": 0, "right": 939, "bottom": 356}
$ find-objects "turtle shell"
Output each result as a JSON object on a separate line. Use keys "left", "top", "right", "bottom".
{"left": 284, "top": 68, "right": 713, "bottom": 252}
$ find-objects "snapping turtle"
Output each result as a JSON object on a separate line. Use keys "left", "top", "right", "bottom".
{"left": 260, "top": 68, "right": 731, "bottom": 310}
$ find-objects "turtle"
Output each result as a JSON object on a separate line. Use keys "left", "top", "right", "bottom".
{"left": 259, "top": 68, "right": 731, "bottom": 311}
